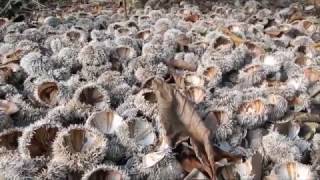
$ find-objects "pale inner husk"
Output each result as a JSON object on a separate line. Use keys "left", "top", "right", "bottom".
{"left": 89, "top": 111, "right": 123, "bottom": 134}
{"left": 88, "top": 169, "right": 123, "bottom": 180}
{"left": 238, "top": 100, "right": 265, "bottom": 115}
{"left": 127, "top": 119, "right": 156, "bottom": 147}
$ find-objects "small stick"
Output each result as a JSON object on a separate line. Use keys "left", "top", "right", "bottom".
{"left": 124, "top": 0, "right": 128, "bottom": 19}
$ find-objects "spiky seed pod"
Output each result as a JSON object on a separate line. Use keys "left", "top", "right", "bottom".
{"left": 236, "top": 98, "right": 270, "bottom": 128}
{"left": 116, "top": 117, "right": 156, "bottom": 151}
{"left": 43, "top": 16, "right": 61, "bottom": 27}
{"left": 200, "top": 65, "right": 222, "bottom": 88}
{"left": 266, "top": 94, "right": 288, "bottom": 121}
{"left": 18, "top": 121, "right": 61, "bottom": 159}
{"left": 85, "top": 110, "right": 124, "bottom": 135}
{"left": 90, "top": 30, "right": 114, "bottom": 42}
{"left": 188, "top": 41, "right": 209, "bottom": 57}
{"left": 80, "top": 65, "right": 112, "bottom": 81}
{"left": 75, "top": 18, "right": 94, "bottom": 32}
{"left": 114, "top": 36, "right": 140, "bottom": 54}
{"left": 136, "top": 29, "right": 152, "bottom": 42}
{"left": 142, "top": 153, "right": 185, "bottom": 180}
{"left": 211, "top": 34, "right": 234, "bottom": 51}
{"left": 82, "top": 165, "right": 129, "bottom": 180}
{"left": 52, "top": 125, "right": 107, "bottom": 170}
{"left": 212, "top": 88, "right": 243, "bottom": 110}
{"left": 34, "top": 80, "right": 60, "bottom": 107}
{"left": 20, "top": 52, "right": 55, "bottom": 77}
{"left": 39, "top": 163, "right": 84, "bottom": 180}
{"left": 311, "top": 134, "right": 320, "bottom": 168}
{"left": 107, "top": 22, "right": 123, "bottom": 34}
{"left": 44, "top": 35, "right": 64, "bottom": 54}
{"left": 0, "top": 18, "right": 9, "bottom": 40}
{"left": 116, "top": 95, "right": 139, "bottom": 120}
{"left": 308, "top": 82, "right": 320, "bottom": 105}
{"left": 112, "top": 46, "right": 138, "bottom": 65}
{"left": 53, "top": 47, "right": 79, "bottom": 70}
{"left": 78, "top": 42, "right": 111, "bottom": 67}
{"left": 154, "top": 18, "right": 173, "bottom": 34}
{"left": 114, "top": 27, "right": 132, "bottom": 37}
{"left": 134, "top": 89, "right": 158, "bottom": 119}
{"left": 63, "top": 28, "right": 88, "bottom": 47}
{"left": 8, "top": 94, "right": 47, "bottom": 127}
{"left": 16, "top": 40, "right": 39, "bottom": 55}
{"left": 287, "top": 93, "right": 311, "bottom": 112}
{"left": 262, "top": 131, "right": 301, "bottom": 164}
{"left": 0, "top": 127, "right": 22, "bottom": 152}
{"left": 0, "top": 155, "right": 48, "bottom": 179}
{"left": 45, "top": 104, "right": 87, "bottom": 127}
{"left": 72, "top": 83, "right": 110, "bottom": 110}
{"left": 23, "top": 28, "right": 44, "bottom": 42}
{"left": 205, "top": 106, "right": 233, "bottom": 141}
{"left": 238, "top": 64, "right": 267, "bottom": 87}
{"left": 265, "top": 161, "right": 316, "bottom": 180}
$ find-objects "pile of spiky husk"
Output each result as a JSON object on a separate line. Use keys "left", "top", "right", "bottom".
{"left": 0, "top": 0, "right": 320, "bottom": 179}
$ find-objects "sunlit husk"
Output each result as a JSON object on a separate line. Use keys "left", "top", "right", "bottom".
{"left": 82, "top": 165, "right": 129, "bottom": 180}
{"left": 265, "top": 161, "right": 317, "bottom": 180}
{"left": 85, "top": 110, "right": 124, "bottom": 135}
{"left": 52, "top": 125, "right": 107, "bottom": 170}
{"left": 236, "top": 98, "right": 270, "bottom": 128}
{"left": 200, "top": 65, "right": 222, "bottom": 88}
{"left": 19, "top": 121, "right": 61, "bottom": 159}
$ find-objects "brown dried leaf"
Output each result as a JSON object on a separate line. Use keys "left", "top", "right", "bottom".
{"left": 152, "top": 79, "right": 242, "bottom": 179}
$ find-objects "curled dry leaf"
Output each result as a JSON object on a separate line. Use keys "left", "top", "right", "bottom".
{"left": 152, "top": 78, "right": 241, "bottom": 179}
{"left": 0, "top": 100, "right": 19, "bottom": 115}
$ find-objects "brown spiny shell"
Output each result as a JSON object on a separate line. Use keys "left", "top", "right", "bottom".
{"left": 35, "top": 81, "right": 60, "bottom": 107}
